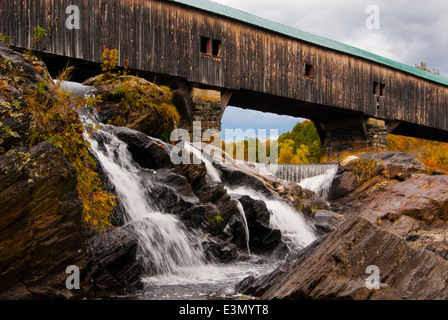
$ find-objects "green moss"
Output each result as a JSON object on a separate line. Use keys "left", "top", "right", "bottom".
{"left": 349, "top": 159, "right": 378, "bottom": 183}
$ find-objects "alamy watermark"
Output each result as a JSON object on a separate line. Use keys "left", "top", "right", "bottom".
{"left": 365, "top": 265, "right": 381, "bottom": 290}
{"left": 169, "top": 121, "right": 278, "bottom": 166}
{"left": 365, "top": 5, "right": 380, "bottom": 30}
{"left": 66, "top": 5, "right": 80, "bottom": 30}
{"left": 65, "top": 265, "right": 80, "bottom": 290}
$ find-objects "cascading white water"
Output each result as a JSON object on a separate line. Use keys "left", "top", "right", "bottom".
{"left": 59, "top": 81, "right": 323, "bottom": 298}
{"left": 189, "top": 146, "right": 317, "bottom": 251}
{"left": 235, "top": 201, "right": 251, "bottom": 255}
{"left": 86, "top": 123, "right": 207, "bottom": 275}
{"left": 298, "top": 166, "right": 338, "bottom": 200}
{"left": 228, "top": 186, "right": 317, "bottom": 250}
{"left": 252, "top": 162, "right": 338, "bottom": 200}
{"left": 56, "top": 79, "right": 209, "bottom": 277}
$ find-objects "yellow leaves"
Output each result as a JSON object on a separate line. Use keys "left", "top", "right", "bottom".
{"left": 388, "top": 134, "right": 448, "bottom": 174}
{"left": 100, "top": 45, "right": 119, "bottom": 75}
{"left": 25, "top": 73, "right": 116, "bottom": 234}
{"left": 278, "top": 139, "right": 311, "bottom": 164}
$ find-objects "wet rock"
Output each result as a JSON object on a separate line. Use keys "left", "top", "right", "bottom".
{"left": 88, "top": 228, "right": 143, "bottom": 291}
{"left": 314, "top": 210, "right": 346, "bottom": 233}
{"left": 239, "top": 218, "right": 448, "bottom": 300}
{"left": 0, "top": 142, "right": 88, "bottom": 299}
{"left": 201, "top": 236, "right": 239, "bottom": 263}
{"left": 230, "top": 194, "right": 285, "bottom": 254}
{"left": 216, "top": 163, "right": 273, "bottom": 198}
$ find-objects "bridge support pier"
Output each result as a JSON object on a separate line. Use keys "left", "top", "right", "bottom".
{"left": 318, "top": 116, "right": 387, "bottom": 156}
{"left": 174, "top": 80, "right": 232, "bottom": 140}
{"left": 189, "top": 88, "right": 223, "bottom": 133}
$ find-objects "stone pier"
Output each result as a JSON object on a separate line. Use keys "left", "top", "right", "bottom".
{"left": 319, "top": 117, "right": 388, "bottom": 156}
{"left": 190, "top": 88, "right": 223, "bottom": 133}
{"left": 174, "top": 81, "right": 232, "bottom": 140}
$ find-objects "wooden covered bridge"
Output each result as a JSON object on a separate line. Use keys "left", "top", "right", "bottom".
{"left": 1, "top": 0, "right": 448, "bottom": 153}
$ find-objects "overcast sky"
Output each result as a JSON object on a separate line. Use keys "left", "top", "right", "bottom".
{"left": 219, "top": 0, "right": 448, "bottom": 140}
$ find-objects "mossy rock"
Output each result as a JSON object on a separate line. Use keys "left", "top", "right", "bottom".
{"left": 83, "top": 74, "right": 179, "bottom": 139}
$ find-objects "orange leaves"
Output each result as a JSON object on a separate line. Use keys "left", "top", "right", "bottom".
{"left": 387, "top": 134, "right": 448, "bottom": 174}
{"left": 100, "top": 45, "right": 119, "bottom": 75}
{"left": 25, "top": 72, "right": 116, "bottom": 234}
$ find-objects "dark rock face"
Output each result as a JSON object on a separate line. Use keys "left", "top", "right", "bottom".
{"left": 87, "top": 228, "right": 143, "bottom": 291}
{"left": 0, "top": 142, "right": 88, "bottom": 299}
{"left": 238, "top": 218, "right": 448, "bottom": 300}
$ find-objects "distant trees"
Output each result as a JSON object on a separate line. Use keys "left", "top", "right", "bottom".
{"left": 221, "top": 120, "right": 324, "bottom": 164}
{"left": 277, "top": 120, "right": 323, "bottom": 163}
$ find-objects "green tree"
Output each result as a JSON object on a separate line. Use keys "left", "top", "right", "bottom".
{"left": 278, "top": 120, "right": 323, "bottom": 163}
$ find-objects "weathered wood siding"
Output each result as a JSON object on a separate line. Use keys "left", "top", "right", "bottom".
{"left": 1, "top": 0, "right": 447, "bottom": 132}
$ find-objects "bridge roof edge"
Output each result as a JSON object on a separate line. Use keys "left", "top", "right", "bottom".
{"left": 172, "top": 0, "right": 448, "bottom": 86}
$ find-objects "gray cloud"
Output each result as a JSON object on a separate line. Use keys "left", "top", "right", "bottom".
{"left": 214, "top": 0, "right": 447, "bottom": 133}
{"left": 214, "top": 0, "right": 448, "bottom": 76}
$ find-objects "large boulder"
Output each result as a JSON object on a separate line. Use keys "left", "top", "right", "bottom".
{"left": 238, "top": 217, "right": 448, "bottom": 300}
{"left": 229, "top": 194, "right": 285, "bottom": 254}
{"left": 328, "top": 151, "right": 427, "bottom": 201}
{"left": 0, "top": 142, "right": 88, "bottom": 299}
{"left": 329, "top": 152, "right": 448, "bottom": 258}
{"left": 87, "top": 227, "right": 143, "bottom": 292}
{"left": 83, "top": 75, "right": 179, "bottom": 139}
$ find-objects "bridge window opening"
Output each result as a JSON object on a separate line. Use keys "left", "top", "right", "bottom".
{"left": 380, "top": 83, "right": 385, "bottom": 96}
{"left": 373, "top": 81, "right": 385, "bottom": 96}
{"left": 373, "top": 81, "right": 379, "bottom": 95}
{"left": 305, "top": 64, "right": 313, "bottom": 78}
{"left": 201, "top": 37, "right": 211, "bottom": 55}
{"left": 212, "top": 39, "right": 222, "bottom": 57}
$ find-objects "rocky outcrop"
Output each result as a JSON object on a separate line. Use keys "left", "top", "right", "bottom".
{"left": 83, "top": 75, "right": 178, "bottom": 139}
{"left": 0, "top": 142, "right": 88, "bottom": 299}
{"left": 329, "top": 151, "right": 448, "bottom": 258}
{"left": 328, "top": 151, "right": 428, "bottom": 201}
{"left": 238, "top": 217, "right": 448, "bottom": 300}
{"left": 0, "top": 44, "right": 149, "bottom": 299}
{"left": 87, "top": 228, "right": 143, "bottom": 292}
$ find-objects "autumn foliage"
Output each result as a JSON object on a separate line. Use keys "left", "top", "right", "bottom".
{"left": 387, "top": 134, "right": 448, "bottom": 173}
{"left": 25, "top": 70, "right": 116, "bottom": 233}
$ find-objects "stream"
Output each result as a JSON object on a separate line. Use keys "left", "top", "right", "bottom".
{"left": 61, "top": 81, "right": 337, "bottom": 300}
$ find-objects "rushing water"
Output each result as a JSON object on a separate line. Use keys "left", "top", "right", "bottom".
{"left": 187, "top": 144, "right": 319, "bottom": 250}
{"left": 60, "top": 81, "right": 335, "bottom": 299}
{"left": 252, "top": 162, "right": 338, "bottom": 200}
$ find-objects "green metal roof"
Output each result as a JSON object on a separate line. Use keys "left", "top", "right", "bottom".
{"left": 173, "top": 0, "right": 448, "bottom": 86}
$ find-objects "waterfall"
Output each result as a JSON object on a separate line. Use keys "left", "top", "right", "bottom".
{"left": 298, "top": 166, "right": 338, "bottom": 199}
{"left": 57, "top": 80, "right": 315, "bottom": 298}
{"left": 85, "top": 121, "right": 207, "bottom": 276}
{"left": 228, "top": 186, "right": 317, "bottom": 251}
{"left": 252, "top": 162, "right": 338, "bottom": 200}
{"left": 236, "top": 201, "right": 251, "bottom": 255}
{"left": 56, "top": 80, "right": 207, "bottom": 276}
{"left": 190, "top": 147, "right": 318, "bottom": 251}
